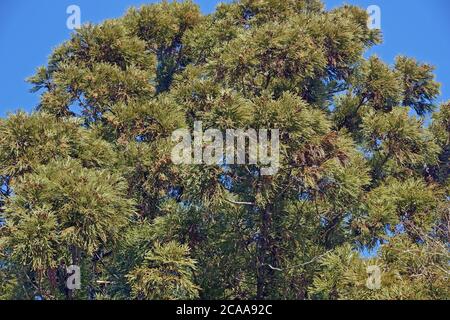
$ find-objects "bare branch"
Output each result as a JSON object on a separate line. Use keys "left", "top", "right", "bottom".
{"left": 224, "top": 198, "right": 255, "bottom": 206}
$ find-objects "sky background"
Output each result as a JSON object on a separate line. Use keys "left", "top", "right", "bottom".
{"left": 0, "top": 0, "right": 449, "bottom": 118}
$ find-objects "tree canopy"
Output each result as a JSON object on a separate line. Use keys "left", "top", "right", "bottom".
{"left": 0, "top": 0, "right": 448, "bottom": 300}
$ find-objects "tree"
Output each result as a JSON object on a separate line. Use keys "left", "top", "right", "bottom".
{"left": 0, "top": 0, "right": 448, "bottom": 300}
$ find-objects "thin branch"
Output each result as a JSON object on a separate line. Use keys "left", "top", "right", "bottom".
{"left": 264, "top": 264, "right": 283, "bottom": 272}
{"left": 224, "top": 198, "right": 255, "bottom": 206}
{"left": 295, "top": 250, "right": 333, "bottom": 268}
{"left": 262, "top": 250, "right": 333, "bottom": 272}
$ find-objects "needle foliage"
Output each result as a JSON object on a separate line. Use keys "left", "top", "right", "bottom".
{"left": 0, "top": 0, "right": 448, "bottom": 300}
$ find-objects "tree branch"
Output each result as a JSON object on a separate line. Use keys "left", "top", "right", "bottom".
{"left": 224, "top": 198, "right": 255, "bottom": 206}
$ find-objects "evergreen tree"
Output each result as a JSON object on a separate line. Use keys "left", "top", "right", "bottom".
{"left": 0, "top": 0, "right": 448, "bottom": 300}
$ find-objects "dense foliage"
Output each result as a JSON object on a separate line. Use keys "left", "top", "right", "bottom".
{"left": 0, "top": 0, "right": 448, "bottom": 300}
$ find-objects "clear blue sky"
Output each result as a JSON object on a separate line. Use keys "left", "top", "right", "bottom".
{"left": 0, "top": 0, "right": 449, "bottom": 118}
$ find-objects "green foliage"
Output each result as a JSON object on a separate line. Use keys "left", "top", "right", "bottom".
{"left": 7, "top": 159, "right": 133, "bottom": 253}
{"left": 127, "top": 241, "right": 199, "bottom": 300}
{"left": 311, "top": 236, "right": 449, "bottom": 300}
{"left": 361, "top": 178, "right": 440, "bottom": 243}
{"left": 395, "top": 56, "right": 441, "bottom": 115}
{"left": 353, "top": 56, "right": 403, "bottom": 112}
{"left": 0, "top": 112, "right": 116, "bottom": 176}
{"left": 361, "top": 107, "right": 440, "bottom": 179}
{"left": 1, "top": 159, "right": 135, "bottom": 298}
{"left": 0, "top": 0, "right": 448, "bottom": 300}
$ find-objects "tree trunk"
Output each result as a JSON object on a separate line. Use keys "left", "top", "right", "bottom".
{"left": 257, "top": 205, "right": 275, "bottom": 300}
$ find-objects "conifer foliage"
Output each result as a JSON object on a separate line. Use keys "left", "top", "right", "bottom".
{"left": 0, "top": 0, "right": 448, "bottom": 300}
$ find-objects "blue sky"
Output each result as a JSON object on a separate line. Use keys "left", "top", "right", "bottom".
{"left": 0, "top": 0, "right": 449, "bottom": 118}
